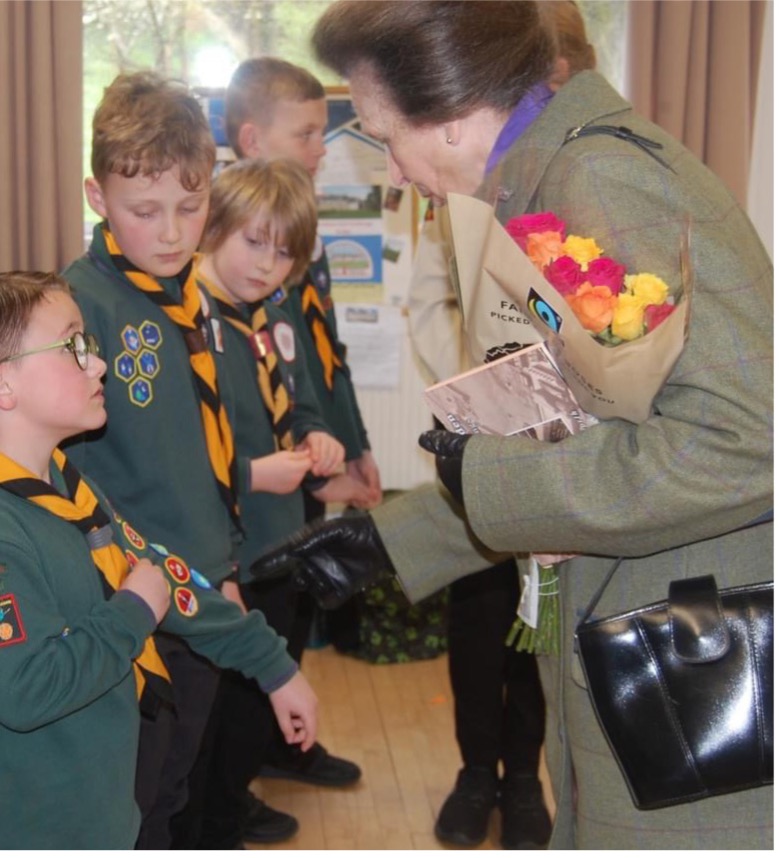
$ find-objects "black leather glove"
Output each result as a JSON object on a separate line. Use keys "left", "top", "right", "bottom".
{"left": 418, "top": 429, "right": 470, "bottom": 506}
{"left": 251, "top": 511, "right": 394, "bottom": 609}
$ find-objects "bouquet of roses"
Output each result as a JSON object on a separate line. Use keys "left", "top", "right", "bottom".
{"left": 443, "top": 195, "right": 692, "bottom": 654}
{"left": 506, "top": 211, "right": 677, "bottom": 346}
{"left": 444, "top": 194, "right": 691, "bottom": 424}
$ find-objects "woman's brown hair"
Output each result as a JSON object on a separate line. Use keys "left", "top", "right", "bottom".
{"left": 312, "top": 1, "right": 556, "bottom": 125}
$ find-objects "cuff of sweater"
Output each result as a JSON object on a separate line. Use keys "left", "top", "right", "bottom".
{"left": 110, "top": 590, "right": 158, "bottom": 640}
{"left": 259, "top": 662, "right": 299, "bottom": 694}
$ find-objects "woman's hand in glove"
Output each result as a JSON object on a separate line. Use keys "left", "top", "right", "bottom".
{"left": 418, "top": 429, "right": 470, "bottom": 507}
{"left": 251, "top": 512, "right": 394, "bottom": 609}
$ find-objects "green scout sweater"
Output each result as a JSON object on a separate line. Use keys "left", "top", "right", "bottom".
{"left": 279, "top": 247, "right": 370, "bottom": 460}
{"left": 63, "top": 227, "right": 239, "bottom": 585}
{"left": 200, "top": 290, "right": 332, "bottom": 582}
{"left": 0, "top": 462, "right": 295, "bottom": 849}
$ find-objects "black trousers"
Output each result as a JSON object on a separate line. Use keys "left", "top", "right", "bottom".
{"left": 135, "top": 633, "right": 220, "bottom": 849}
{"left": 447, "top": 558, "right": 545, "bottom": 777}
{"left": 175, "top": 575, "right": 298, "bottom": 849}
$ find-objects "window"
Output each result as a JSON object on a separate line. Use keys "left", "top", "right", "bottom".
{"left": 82, "top": 0, "right": 626, "bottom": 237}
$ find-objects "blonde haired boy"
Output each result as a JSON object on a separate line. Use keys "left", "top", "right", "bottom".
{"left": 225, "top": 56, "right": 379, "bottom": 795}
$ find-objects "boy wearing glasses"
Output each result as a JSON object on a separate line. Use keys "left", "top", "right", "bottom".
{"left": 60, "top": 71, "right": 317, "bottom": 849}
{"left": 0, "top": 271, "right": 316, "bottom": 849}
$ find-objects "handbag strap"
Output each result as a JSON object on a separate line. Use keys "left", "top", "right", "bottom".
{"left": 577, "top": 509, "right": 773, "bottom": 630}
{"left": 578, "top": 556, "right": 624, "bottom": 627}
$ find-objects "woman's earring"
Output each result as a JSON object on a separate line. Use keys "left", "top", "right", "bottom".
{"left": 446, "top": 136, "right": 453, "bottom": 145}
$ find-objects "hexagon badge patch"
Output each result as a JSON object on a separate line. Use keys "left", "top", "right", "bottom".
{"left": 114, "top": 322, "right": 163, "bottom": 407}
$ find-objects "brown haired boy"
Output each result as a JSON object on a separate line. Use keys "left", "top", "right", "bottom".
{"left": 62, "top": 71, "right": 317, "bottom": 850}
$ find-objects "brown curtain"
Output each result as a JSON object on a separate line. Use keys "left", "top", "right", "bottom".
{"left": 625, "top": 0, "right": 766, "bottom": 207}
{"left": 0, "top": 0, "right": 83, "bottom": 271}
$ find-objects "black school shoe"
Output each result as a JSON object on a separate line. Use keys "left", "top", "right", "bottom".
{"left": 499, "top": 773, "right": 552, "bottom": 850}
{"left": 242, "top": 793, "right": 299, "bottom": 845}
{"left": 434, "top": 766, "right": 499, "bottom": 847}
{"left": 258, "top": 741, "right": 362, "bottom": 787}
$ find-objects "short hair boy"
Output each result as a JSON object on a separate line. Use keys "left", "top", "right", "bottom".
{"left": 62, "top": 71, "right": 316, "bottom": 850}
{"left": 0, "top": 271, "right": 314, "bottom": 848}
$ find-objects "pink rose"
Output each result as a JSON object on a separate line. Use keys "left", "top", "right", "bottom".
{"left": 585, "top": 257, "right": 626, "bottom": 295}
{"left": 644, "top": 302, "right": 676, "bottom": 332}
{"left": 505, "top": 212, "right": 567, "bottom": 252}
{"left": 544, "top": 255, "right": 586, "bottom": 296}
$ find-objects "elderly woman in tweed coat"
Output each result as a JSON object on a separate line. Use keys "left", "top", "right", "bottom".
{"left": 256, "top": 2, "right": 773, "bottom": 849}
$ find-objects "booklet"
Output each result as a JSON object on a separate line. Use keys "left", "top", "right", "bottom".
{"left": 423, "top": 342, "right": 598, "bottom": 440}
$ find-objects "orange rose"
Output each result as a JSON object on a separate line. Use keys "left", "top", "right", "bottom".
{"left": 565, "top": 282, "right": 617, "bottom": 334}
{"left": 526, "top": 231, "right": 564, "bottom": 269}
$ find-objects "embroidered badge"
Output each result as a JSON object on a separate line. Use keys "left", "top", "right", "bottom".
{"left": 0, "top": 594, "right": 26, "bottom": 647}
{"left": 125, "top": 550, "right": 140, "bottom": 568}
{"left": 114, "top": 321, "right": 163, "bottom": 408}
{"left": 189, "top": 569, "right": 213, "bottom": 590}
{"left": 122, "top": 522, "right": 146, "bottom": 551}
{"left": 174, "top": 587, "right": 198, "bottom": 617}
{"left": 272, "top": 322, "right": 296, "bottom": 363}
{"left": 165, "top": 555, "right": 191, "bottom": 585}
{"left": 268, "top": 287, "right": 286, "bottom": 305}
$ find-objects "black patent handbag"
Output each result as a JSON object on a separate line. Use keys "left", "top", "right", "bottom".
{"left": 575, "top": 559, "right": 773, "bottom": 810}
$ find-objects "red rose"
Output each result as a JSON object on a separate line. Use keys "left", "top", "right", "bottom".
{"left": 544, "top": 255, "right": 586, "bottom": 296}
{"left": 585, "top": 257, "right": 626, "bottom": 295}
{"left": 644, "top": 302, "right": 676, "bottom": 332}
{"left": 505, "top": 212, "right": 567, "bottom": 252}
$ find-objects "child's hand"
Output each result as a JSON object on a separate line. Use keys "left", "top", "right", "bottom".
{"left": 121, "top": 558, "right": 170, "bottom": 624}
{"left": 269, "top": 670, "right": 318, "bottom": 752}
{"left": 250, "top": 450, "right": 313, "bottom": 494}
{"left": 346, "top": 451, "right": 383, "bottom": 508}
{"left": 312, "top": 472, "right": 374, "bottom": 508}
{"left": 298, "top": 431, "right": 345, "bottom": 477}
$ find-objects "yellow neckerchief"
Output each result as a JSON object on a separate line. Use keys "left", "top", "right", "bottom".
{"left": 102, "top": 225, "right": 239, "bottom": 527}
{"left": 300, "top": 280, "right": 343, "bottom": 392}
{"left": 0, "top": 448, "right": 171, "bottom": 706}
{"left": 198, "top": 272, "right": 295, "bottom": 452}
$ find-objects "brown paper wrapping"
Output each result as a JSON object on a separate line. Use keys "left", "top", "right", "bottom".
{"left": 445, "top": 193, "right": 691, "bottom": 424}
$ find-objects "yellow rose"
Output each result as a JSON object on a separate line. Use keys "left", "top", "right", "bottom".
{"left": 611, "top": 293, "right": 646, "bottom": 340}
{"left": 625, "top": 273, "right": 669, "bottom": 306}
{"left": 561, "top": 235, "right": 602, "bottom": 269}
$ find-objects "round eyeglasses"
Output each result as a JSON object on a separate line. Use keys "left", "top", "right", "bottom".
{"left": 0, "top": 331, "right": 101, "bottom": 371}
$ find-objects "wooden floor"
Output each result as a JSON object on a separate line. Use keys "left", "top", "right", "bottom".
{"left": 247, "top": 646, "right": 555, "bottom": 851}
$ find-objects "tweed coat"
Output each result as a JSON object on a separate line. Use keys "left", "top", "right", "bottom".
{"left": 372, "top": 72, "right": 773, "bottom": 848}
